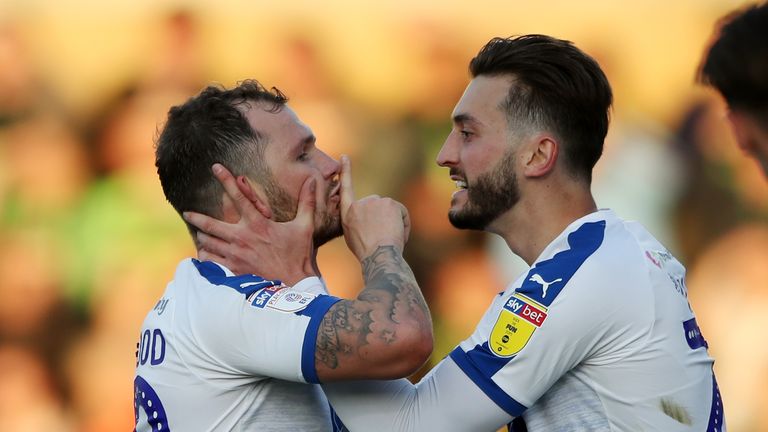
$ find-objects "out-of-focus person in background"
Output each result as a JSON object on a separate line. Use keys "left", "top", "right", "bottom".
{"left": 699, "top": 1, "right": 768, "bottom": 177}
{"left": 683, "top": 4, "right": 768, "bottom": 430}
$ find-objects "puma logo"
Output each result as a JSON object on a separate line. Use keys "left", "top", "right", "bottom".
{"left": 529, "top": 274, "right": 563, "bottom": 298}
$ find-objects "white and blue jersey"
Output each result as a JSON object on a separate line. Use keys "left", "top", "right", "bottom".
{"left": 451, "top": 209, "right": 724, "bottom": 430}
{"left": 134, "top": 258, "right": 341, "bottom": 432}
{"left": 324, "top": 209, "right": 725, "bottom": 431}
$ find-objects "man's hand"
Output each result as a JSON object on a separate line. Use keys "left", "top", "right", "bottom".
{"left": 339, "top": 155, "right": 411, "bottom": 261}
{"left": 183, "top": 163, "right": 317, "bottom": 285}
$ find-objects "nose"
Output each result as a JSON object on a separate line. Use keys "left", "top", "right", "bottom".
{"left": 319, "top": 152, "right": 341, "bottom": 179}
{"left": 436, "top": 132, "right": 458, "bottom": 167}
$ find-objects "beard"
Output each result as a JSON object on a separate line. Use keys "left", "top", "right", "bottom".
{"left": 265, "top": 178, "right": 342, "bottom": 247}
{"left": 448, "top": 148, "right": 520, "bottom": 230}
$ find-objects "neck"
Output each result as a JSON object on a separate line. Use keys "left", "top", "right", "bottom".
{"left": 489, "top": 180, "right": 597, "bottom": 266}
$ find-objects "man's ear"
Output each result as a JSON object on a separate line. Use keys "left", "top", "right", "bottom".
{"left": 522, "top": 135, "right": 559, "bottom": 178}
{"left": 234, "top": 176, "right": 273, "bottom": 219}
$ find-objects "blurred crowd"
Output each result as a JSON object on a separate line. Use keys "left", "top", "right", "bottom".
{"left": 0, "top": 3, "right": 766, "bottom": 431}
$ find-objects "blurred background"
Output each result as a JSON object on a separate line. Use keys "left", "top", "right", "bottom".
{"left": 0, "top": 0, "right": 766, "bottom": 430}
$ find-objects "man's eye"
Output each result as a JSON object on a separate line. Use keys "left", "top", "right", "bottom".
{"left": 460, "top": 130, "right": 473, "bottom": 139}
{"left": 297, "top": 153, "right": 309, "bottom": 161}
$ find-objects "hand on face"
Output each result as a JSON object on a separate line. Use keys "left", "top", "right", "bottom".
{"left": 183, "top": 163, "right": 317, "bottom": 286}
{"left": 339, "top": 155, "right": 411, "bottom": 261}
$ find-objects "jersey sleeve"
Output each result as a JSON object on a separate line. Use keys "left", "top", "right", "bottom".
{"left": 323, "top": 356, "right": 512, "bottom": 432}
{"left": 188, "top": 259, "right": 341, "bottom": 384}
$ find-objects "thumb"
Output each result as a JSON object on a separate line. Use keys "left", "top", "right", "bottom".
{"left": 293, "top": 177, "right": 317, "bottom": 229}
{"left": 339, "top": 155, "right": 354, "bottom": 218}
{"left": 402, "top": 205, "right": 411, "bottom": 245}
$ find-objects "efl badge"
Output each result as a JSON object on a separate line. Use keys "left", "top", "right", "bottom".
{"left": 265, "top": 290, "right": 317, "bottom": 313}
{"left": 490, "top": 293, "right": 548, "bottom": 357}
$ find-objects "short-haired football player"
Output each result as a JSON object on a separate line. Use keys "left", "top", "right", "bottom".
{"left": 134, "top": 81, "right": 433, "bottom": 431}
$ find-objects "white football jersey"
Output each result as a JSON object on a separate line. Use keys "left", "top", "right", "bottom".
{"left": 134, "top": 258, "right": 342, "bottom": 432}
{"left": 450, "top": 209, "right": 725, "bottom": 431}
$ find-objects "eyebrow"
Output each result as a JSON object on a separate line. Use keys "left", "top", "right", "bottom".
{"left": 292, "top": 134, "right": 316, "bottom": 155}
{"left": 452, "top": 113, "right": 482, "bottom": 127}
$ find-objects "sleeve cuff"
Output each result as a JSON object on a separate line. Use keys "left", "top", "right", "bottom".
{"left": 299, "top": 294, "right": 342, "bottom": 383}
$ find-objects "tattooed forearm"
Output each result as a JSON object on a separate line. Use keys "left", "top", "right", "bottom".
{"left": 316, "top": 300, "right": 375, "bottom": 369}
{"left": 315, "top": 245, "right": 431, "bottom": 372}
{"left": 360, "top": 245, "right": 430, "bottom": 318}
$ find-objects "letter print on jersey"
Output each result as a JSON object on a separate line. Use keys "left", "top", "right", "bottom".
{"left": 135, "top": 376, "right": 170, "bottom": 432}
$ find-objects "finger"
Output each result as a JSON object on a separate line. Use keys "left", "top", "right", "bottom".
{"left": 212, "top": 163, "right": 255, "bottom": 216}
{"left": 401, "top": 205, "right": 411, "bottom": 244}
{"left": 184, "top": 211, "right": 235, "bottom": 242}
{"left": 220, "top": 193, "right": 240, "bottom": 221}
{"left": 196, "top": 231, "right": 236, "bottom": 258}
{"left": 293, "top": 177, "right": 317, "bottom": 229}
{"left": 339, "top": 155, "right": 354, "bottom": 217}
{"left": 235, "top": 175, "right": 272, "bottom": 222}
{"left": 252, "top": 198, "right": 273, "bottom": 220}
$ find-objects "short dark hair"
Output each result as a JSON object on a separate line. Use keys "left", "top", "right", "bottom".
{"left": 155, "top": 80, "right": 288, "bottom": 235}
{"left": 699, "top": 2, "right": 768, "bottom": 120}
{"left": 469, "top": 35, "right": 613, "bottom": 182}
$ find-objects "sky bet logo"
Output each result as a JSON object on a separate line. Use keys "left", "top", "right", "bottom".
{"left": 504, "top": 295, "right": 547, "bottom": 327}
{"left": 250, "top": 286, "right": 284, "bottom": 308}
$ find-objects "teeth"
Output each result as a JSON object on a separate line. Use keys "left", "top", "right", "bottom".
{"left": 455, "top": 180, "right": 468, "bottom": 189}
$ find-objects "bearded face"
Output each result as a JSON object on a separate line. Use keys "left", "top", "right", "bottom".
{"left": 264, "top": 175, "right": 342, "bottom": 247}
{"left": 448, "top": 147, "right": 520, "bottom": 230}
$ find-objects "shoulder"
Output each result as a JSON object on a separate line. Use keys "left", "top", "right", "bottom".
{"left": 518, "top": 215, "right": 660, "bottom": 316}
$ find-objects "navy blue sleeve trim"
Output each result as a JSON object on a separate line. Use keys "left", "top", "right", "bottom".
{"left": 449, "top": 347, "right": 528, "bottom": 417}
{"left": 299, "top": 294, "right": 342, "bottom": 384}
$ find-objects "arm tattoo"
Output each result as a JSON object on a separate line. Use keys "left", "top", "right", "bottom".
{"left": 315, "top": 245, "right": 430, "bottom": 370}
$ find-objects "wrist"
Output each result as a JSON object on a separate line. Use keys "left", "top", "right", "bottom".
{"left": 358, "top": 242, "right": 402, "bottom": 263}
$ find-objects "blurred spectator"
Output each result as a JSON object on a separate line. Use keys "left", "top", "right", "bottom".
{"left": 593, "top": 116, "right": 683, "bottom": 250}
{"left": 267, "top": 32, "right": 362, "bottom": 160}
{"left": 65, "top": 262, "right": 171, "bottom": 432}
{"left": 0, "top": 229, "right": 82, "bottom": 404}
{"left": 0, "top": 22, "right": 45, "bottom": 123}
{"left": 1, "top": 114, "right": 90, "bottom": 222}
{"left": 58, "top": 12, "right": 204, "bottom": 429}
{"left": 688, "top": 224, "right": 768, "bottom": 431}
{"left": 428, "top": 242, "right": 504, "bottom": 358}
{"left": 0, "top": 19, "right": 89, "bottom": 223}
{"left": 699, "top": 2, "right": 768, "bottom": 177}
{"left": 672, "top": 98, "right": 768, "bottom": 265}
{"left": 86, "top": 9, "right": 207, "bottom": 178}
{"left": 0, "top": 345, "right": 73, "bottom": 431}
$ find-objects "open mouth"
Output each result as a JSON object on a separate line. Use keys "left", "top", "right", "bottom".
{"left": 450, "top": 174, "right": 468, "bottom": 191}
